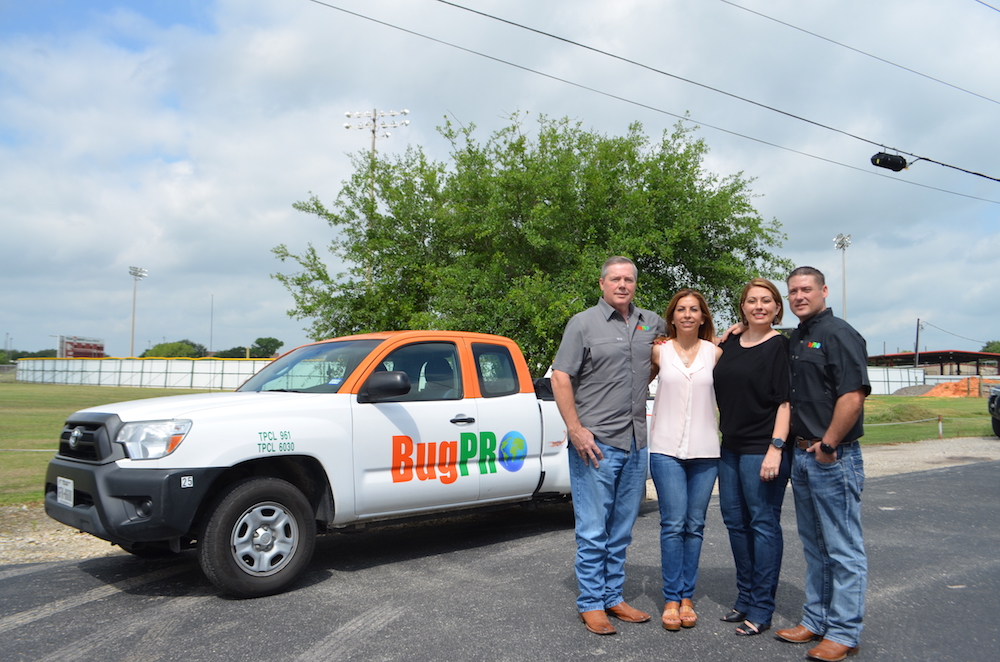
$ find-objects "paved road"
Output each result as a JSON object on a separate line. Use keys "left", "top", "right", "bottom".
{"left": 2, "top": 460, "right": 998, "bottom": 661}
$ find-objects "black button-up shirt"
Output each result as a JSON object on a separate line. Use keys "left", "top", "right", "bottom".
{"left": 788, "top": 308, "right": 871, "bottom": 442}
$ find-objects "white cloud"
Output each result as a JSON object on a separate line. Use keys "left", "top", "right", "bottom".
{"left": 1, "top": 0, "right": 998, "bottom": 358}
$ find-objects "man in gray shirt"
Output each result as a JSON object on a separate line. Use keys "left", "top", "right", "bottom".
{"left": 551, "top": 256, "right": 666, "bottom": 635}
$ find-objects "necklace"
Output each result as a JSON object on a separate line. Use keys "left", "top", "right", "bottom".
{"left": 675, "top": 340, "right": 699, "bottom": 367}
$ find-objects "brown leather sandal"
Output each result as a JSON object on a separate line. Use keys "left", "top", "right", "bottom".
{"left": 662, "top": 602, "right": 681, "bottom": 631}
{"left": 679, "top": 598, "right": 698, "bottom": 627}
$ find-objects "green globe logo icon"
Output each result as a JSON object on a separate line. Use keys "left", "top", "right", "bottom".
{"left": 498, "top": 431, "right": 527, "bottom": 472}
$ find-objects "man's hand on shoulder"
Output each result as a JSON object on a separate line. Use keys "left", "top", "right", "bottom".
{"left": 719, "top": 322, "right": 746, "bottom": 344}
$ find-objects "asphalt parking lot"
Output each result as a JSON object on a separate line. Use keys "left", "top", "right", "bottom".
{"left": 2, "top": 459, "right": 998, "bottom": 661}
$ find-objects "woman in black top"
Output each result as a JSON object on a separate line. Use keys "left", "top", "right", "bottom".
{"left": 713, "top": 278, "right": 791, "bottom": 636}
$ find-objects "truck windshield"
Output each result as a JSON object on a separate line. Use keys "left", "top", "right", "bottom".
{"left": 238, "top": 339, "right": 383, "bottom": 393}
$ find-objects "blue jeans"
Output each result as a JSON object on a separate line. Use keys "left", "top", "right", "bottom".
{"left": 791, "top": 443, "right": 867, "bottom": 647}
{"left": 649, "top": 453, "right": 719, "bottom": 603}
{"left": 568, "top": 437, "right": 648, "bottom": 613}
{"left": 718, "top": 448, "right": 790, "bottom": 625}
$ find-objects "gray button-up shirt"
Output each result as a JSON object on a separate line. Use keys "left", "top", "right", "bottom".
{"left": 552, "top": 297, "right": 666, "bottom": 451}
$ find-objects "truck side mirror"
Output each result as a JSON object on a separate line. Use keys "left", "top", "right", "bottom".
{"left": 357, "top": 371, "right": 411, "bottom": 403}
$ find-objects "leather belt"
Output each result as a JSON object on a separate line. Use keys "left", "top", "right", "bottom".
{"left": 794, "top": 436, "right": 857, "bottom": 450}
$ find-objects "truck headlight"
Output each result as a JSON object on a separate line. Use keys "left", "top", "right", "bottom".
{"left": 115, "top": 420, "right": 193, "bottom": 459}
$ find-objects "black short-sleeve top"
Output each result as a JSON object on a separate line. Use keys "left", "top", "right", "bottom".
{"left": 714, "top": 333, "right": 790, "bottom": 454}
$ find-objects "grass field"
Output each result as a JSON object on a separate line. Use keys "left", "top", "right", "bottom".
{"left": 0, "top": 382, "right": 212, "bottom": 505}
{"left": 0, "top": 383, "right": 994, "bottom": 506}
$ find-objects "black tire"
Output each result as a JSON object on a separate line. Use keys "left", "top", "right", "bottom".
{"left": 198, "top": 477, "right": 316, "bottom": 598}
{"left": 992, "top": 416, "right": 1000, "bottom": 438}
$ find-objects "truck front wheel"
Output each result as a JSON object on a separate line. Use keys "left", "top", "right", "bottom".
{"left": 198, "top": 477, "right": 316, "bottom": 598}
{"left": 992, "top": 416, "right": 1000, "bottom": 438}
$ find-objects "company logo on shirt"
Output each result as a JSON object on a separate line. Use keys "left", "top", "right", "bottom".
{"left": 637, "top": 325, "right": 651, "bottom": 331}
{"left": 807, "top": 341, "right": 822, "bottom": 349}
{"left": 391, "top": 430, "right": 528, "bottom": 485}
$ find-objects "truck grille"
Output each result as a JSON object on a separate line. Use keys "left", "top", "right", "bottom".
{"left": 57, "top": 413, "right": 125, "bottom": 462}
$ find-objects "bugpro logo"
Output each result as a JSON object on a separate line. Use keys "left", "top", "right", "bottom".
{"left": 392, "top": 431, "right": 528, "bottom": 484}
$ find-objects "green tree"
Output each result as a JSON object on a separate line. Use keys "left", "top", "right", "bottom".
{"left": 212, "top": 346, "right": 247, "bottom": 359}
{"left": 213, "top": 337, "right": 284, "bottom": 359}
{"left": 141, "top": 342, "right": 199, "bottom": 358}
{"left": 176, "top": 339, "right": 208, "bottom": 357}
{"left": 982, "top": 340, "right": 1000, "bottom": 354}
{"left": 274, "top": 113, "right": 791, "bottom": 375}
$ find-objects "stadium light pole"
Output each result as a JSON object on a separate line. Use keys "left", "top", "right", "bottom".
{"left": 344, "top": 108, "right": 410, "bottom": 285}
{"left": 833, "top": 234, "right": 851, "bottom": 320}
{"left": 129, "top": 266, "right": 147, "bottom": 357}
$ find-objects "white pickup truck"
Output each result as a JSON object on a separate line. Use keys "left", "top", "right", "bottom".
{"left": 45, "top": 331, "right": 582, "bottom": 597}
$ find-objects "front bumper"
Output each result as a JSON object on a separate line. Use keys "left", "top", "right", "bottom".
{"left": 44, "top": 456, "right": 225, "bottom": 548}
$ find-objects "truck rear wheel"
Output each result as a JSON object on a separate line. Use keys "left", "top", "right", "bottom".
{"left": 992, "top": 416, "right": 1000, "bottom": 438}
{"left": 198, "top": 477, "right": 316, "bottom": 598}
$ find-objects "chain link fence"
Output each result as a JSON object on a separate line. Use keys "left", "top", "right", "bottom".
{"left": 14, "top": 357, "right": 274, "bottom": 390}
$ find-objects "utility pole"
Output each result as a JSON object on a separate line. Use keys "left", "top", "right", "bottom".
{"left": 129, "top": 266, "right": 147, "bottom": 357}
{"left": 833, "top": 234, "right": 851, "bottom": 320}
{"left": 344, "top": 108, "right": 410, "bottom": 285}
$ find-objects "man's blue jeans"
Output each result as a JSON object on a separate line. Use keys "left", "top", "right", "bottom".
{"left": 718, "top": 447, "right": 790, "bottom": 625}
{"left": 568, "top": 437, "right": 647, "bottom": 613}
{"left": 649, "top": 453, "right": 719, "bottom": 603}
{"left": 791, "top": 443, "right": 867, "bottom": 647}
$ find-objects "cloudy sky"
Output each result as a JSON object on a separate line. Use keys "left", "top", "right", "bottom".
{"left": 2, "top": 0, "right": 998, "bottom": 359}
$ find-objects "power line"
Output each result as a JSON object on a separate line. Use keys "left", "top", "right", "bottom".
{"left": 303, "top": 0, "right": 1000, "bottom": 202}
{"left": 720, "top": 0, "right": 1000, "bottom": 107}
{"left": 435, "top": 0, "right": 1000, "bottom": 185}
{"left": 976, "top": 1, "right": 1000, "bottom": 13}
{"left": 921, "top": 320, "right": 987, "bottom": 346}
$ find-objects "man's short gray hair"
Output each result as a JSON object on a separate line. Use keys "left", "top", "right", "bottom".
{"left": 601, "top": 256, "right": 638, "bottom": 280}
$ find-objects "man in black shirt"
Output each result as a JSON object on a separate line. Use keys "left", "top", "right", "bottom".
{"left": 775, "top": 266, "right": 870, "bottom": 662}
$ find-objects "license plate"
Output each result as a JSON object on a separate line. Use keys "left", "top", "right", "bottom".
{"left": 57, "top": 477, "right": 74, "bottom": 507}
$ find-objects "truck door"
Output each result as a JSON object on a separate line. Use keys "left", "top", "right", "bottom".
{"left": 470, "top": 342, "right": 543, "bottom": 501}
{"left": 352, "top": 341, "right": 480, "bottom": 516}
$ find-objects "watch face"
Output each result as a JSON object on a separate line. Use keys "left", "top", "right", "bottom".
{"left": 771, "top": 438, "right": 784, "bottom": 449}
{"left": 820, "top": 443, "right": 835, "bottom": 454}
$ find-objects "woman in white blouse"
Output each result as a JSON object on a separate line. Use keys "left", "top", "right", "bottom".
{"left": 649, "top": 289, "right": 722, "bottom": 632}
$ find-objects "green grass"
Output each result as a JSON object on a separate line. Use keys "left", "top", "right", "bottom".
{"left": 0, "top": 382, "right": 213, "bottom": 504}
{"left": 861, "top": 395, "right": 993, "bottom": 444}
{"left": 0, "top": 384, "right": 995, "bottom": 506}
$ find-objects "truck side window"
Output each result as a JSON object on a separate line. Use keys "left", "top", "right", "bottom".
{"left": 472, "top": 343, "right": 519, "bottom": 398}
{"left": 381, "top": 342, "right": 462, "bottom": 401}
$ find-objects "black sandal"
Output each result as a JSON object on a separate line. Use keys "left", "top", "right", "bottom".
{"left": 721, "top": 609, "right": 747, "bottom": 623}
{"left": 735, "top": 620, "right": 770, "bottom": 636}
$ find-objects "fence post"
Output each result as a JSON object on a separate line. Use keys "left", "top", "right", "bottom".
{"left": 938, "top": 415, "right": 943, "bottom": 439}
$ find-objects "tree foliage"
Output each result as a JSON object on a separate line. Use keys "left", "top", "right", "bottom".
{"left": 274, "top": 114, "right": 792, "bottom": 375}
{"left": 141, "top": 342, "right": 199, "bottom": 358}
{"left": 214, "top": 337, "right": 284, "bottom": 359}
{"left": 982, "top": 340, "right": 1000, "bottom": 354}
{"left": 2, "top": 348, "right": 57, "bottom": 363}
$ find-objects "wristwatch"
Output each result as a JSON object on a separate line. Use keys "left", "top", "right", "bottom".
{"left": 819, "top": 442, "right": 836, "bottom": 455}
{"left": 771, "top": 437, "right": 785, "bottom": 449}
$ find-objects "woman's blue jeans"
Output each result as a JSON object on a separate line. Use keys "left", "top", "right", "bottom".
{"left": 649, "top": 453, "right": 719, "bottom": 603}
{"left": 718, "top": 447, "right": 790, "bottom": 625}
{"left": 568, "top": 437, "right": 647, "bottom": 613}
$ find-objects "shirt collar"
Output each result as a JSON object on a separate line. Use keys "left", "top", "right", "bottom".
{"left": 797, "top": 307, "right": 832, "bottom": 333}
{"left": 598, "top": 296, "right": 637, "bottom": 322}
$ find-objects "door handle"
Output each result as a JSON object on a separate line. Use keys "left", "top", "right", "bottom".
{"left": 450, "top": 415, "right": 476, "bottom": 425}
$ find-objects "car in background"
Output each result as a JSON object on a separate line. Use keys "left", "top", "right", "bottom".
{"left": 989, "top": 385, "right": 1000, "bottom": 437}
